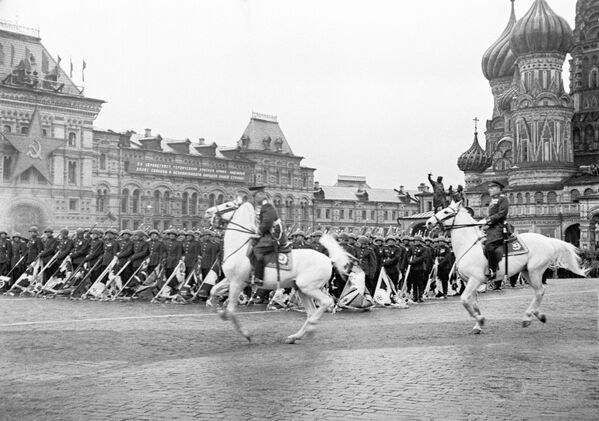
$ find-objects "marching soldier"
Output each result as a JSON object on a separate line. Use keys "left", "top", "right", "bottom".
{"left": 147, "top": 229, "right": 166, "bottom": 278}
{"left": 70, "top": 228, "right": 91, "bottom": 269}
{"left": 40, "top": 228, "right": 58, "bottom": 282}
{"left": 25, "top": 226, "right": 44, "bottom": 265}
{"left": 200, "top": 229, "right": 221, "bottom": 279}
{"left": 183, "top": 230, "right": 200, "bottom": 279}
{"left": 381, "top": 235, "right": 402, "bottom": 289}
{"left": 480, "top": 180, "right": 509, "bottom": 290}
{"left": 129, "top": 230, "right": 149, "bottom": 283}
{"left": 435, "top": 238, "right": 454, "bottom": 298}
{"left": 54, "top": 229, "right": 74, "bottom": 277}
{"left": 9, "top": 233, "right": 26, "bottom": 285}
{"left": 98, "top": 229, "right": 120, "bottom": 284}
{"left": 407, "top": 235, "right": 427, "bottom": 303}
{"left": 164, "top": 228, "right": 184, "bottom": 289}
{"left": 116, "top": 230, "right": 134, "bottom": 283}
{"left": 354, "top": 235, "right": 378, "bottom": 295}
{"left": 82, "top": 229, "right": 104, "bottom": 290}
{"left": 290, "top": 231, "right": 311, "bottom": 249}
{"left": 0, "top": 230, "right": 12, "bottom": 278}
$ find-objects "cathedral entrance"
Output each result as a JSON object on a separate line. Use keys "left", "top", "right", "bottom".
{"left": 564, "top": 224, "right": 580, "bottom": 247}
{"left": 6, "top": 203, "right": 47, "bottom": 235}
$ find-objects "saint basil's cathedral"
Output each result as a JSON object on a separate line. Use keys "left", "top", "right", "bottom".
{"left": 459, "top": 0, "right": 599, "bottom": 250}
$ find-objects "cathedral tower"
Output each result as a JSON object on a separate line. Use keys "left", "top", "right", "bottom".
{"left": 508, "top": 0, "right": 575, "bottom": 186}
{"left": 570, "top": 0, "right": 599, "bottom": 165}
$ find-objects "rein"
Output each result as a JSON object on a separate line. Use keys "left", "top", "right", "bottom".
{"left": 211, "top": 204, "right": 256, "bottom": 264}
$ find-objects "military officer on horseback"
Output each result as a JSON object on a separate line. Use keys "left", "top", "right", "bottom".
{"left": 250, "top": 186, "right": 288, "bottom": 286}
{"left": 480, "top": 180, "right": 509, "bottom": 289}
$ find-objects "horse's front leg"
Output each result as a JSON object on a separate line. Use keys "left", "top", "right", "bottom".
{"left": 461, "top": 278, "right": 485, "bottom": 334}
{"left": 223, "top": 279, "right": 251, "bottom": 342}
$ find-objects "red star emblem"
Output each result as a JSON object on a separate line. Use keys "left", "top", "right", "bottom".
{"left": 1, "top": 107, "right": 65, "bottom": 183}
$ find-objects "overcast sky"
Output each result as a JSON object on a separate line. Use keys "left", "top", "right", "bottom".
{"left": 0, "top": 0, "right": 576, "bottom": 190}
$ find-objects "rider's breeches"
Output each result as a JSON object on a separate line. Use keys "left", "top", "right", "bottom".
{"left": 484, "top": 239, "right": 503, "bottom": 272}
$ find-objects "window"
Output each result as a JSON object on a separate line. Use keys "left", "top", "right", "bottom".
{"left": 121, "top": 189, "right": 129, "bottom": 213}
{"left": 153, "top": 220, "right": 160, "bottom": 230}
{"left": 182, "top": 192, "right": 189, "bottom": 215}
{"left": 216, "top": 194, "right": 224, "bottom": 205}
{"left": 190, "top": 192, "right": 198, "bottom": 215}
{"left": 3, "top": 125, "right": 11, "bottom": 133}
{"left": 349, "top": 210, "right": 353, "bottom": 220}
{"left": 67, "top": 161, "right": 77, "bottom": 184}
{"left": 516, "top": 193, "right": 523, "bottom": 204}
{"left": 121, "top": 220, "right": 130, "bottom": 230}
{"left": 525, "top": 192, "right": 531, "bottom": 204}
{"left": 325, "top": 209, "right": 330, "bottom": 219}
{"left": 153, "top": 191, "right": 161, "bottom": 214}
{"left": 163, "top": 191, "right": 171, "bottom": 214}
{"left": 68, "top": 132, "right": 76, "bottom": 147}
{"left": 547, "top": 191, "right": 557, "bottom": 204}
{"left": 340, "top": 210, "right": 345, "bottom": 220}
{"left": 208, "top": 193, "right": 216, "bottom": 208}
{"left": 571, "top": 189, "right": 580, "bottom": 203}
{"left": 362, "top": 210, "right": 367, "bottom": 220}
{"left": 99, "top": 153, "right": 106, "bottom": 170}
{"left": 96, "top": 189, "right": 107, "bottom": 212}
{"left": 132, "top": 189, "right": 140, "bottom": 213}
{"left": 584, "top": 188, "right": 594, "bottom": 196}
{"left": 2, "top": 155, "right": 11, "bottom": 180}
{"left": 371, "top": 210, "right": 375, "bottom": 220}
{"left": 69, "top": 198, "right": 78, "bottom": 211}
{"left": 384, "top": 211, "right": 388, "bottom": 220}
{"left": 21, "top": 126, "right": 28, "bottom": 134}
{"left": 392, "top": 211, "right": 396, "bottom": 220}
{"left": 427, "top": 202, "right": 432, "bottom": 211}
{"left": 534, "top": 192, "right": 544, "bottom": 204}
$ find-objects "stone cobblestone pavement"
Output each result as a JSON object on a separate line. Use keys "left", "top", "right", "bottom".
{"left": 0, "top": 278, "right": 597, "bottom": 420}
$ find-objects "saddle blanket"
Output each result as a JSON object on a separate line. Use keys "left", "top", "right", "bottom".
{"left": 505, "top": 236, "right": 528, "bottom": 256}
{"left": 265, "top": 252, "right": 293, "bottom": 271}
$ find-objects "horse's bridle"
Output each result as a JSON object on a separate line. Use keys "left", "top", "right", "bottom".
{"left": 209, "top": 201, "right": 257, "bottom": 264}
{"left": 432, "top": 204, "right": 483, "bottom": 233}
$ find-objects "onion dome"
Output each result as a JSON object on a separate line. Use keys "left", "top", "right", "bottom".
{"left": 457, "top": 132, "right": 492, "bottom": 173}
{"left": 510, "top": 0, "right": 573, "bottom": 56}
{"left": 481, "top": 1, "right": 517, "bottom": 80}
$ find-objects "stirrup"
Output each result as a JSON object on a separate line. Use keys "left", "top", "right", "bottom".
{"left": 251, "top": 275, "right": 264, "bottom": 287}
{"left": 486, "top": 269, "right": 496, "bottom": 280}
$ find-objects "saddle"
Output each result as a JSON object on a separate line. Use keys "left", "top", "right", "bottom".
{"left": 492, "top": 235, "right": 529, "bottom": 262}
{"left": 264, "top": 251, "right": 293, "bottom": 272}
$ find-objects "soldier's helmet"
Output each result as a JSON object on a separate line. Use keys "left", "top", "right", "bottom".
{"left": 311, "top": 230, "right": 323, "bottom": 237}
{"left": 12, "top": 232, "right": 22, "bottom": 239}
{"left": 348, "top": 233, "right": 357, "bottom": 240}
{"left": 357, "top": 235, "right": 369, "bottom": 244}
{"left": 105, "top": 228, "right": 118, "bottom": 236}
{"left": 149, "top": 229, "right": 160, "bottom": 236}
{"left": 76, "top": 228, "right": 85, "bottom": 235}
{"left": 29, "top": 226, "right": 39, "bottom": 233}
{"left": 92, "top": 229, "right": 103, "bottom": 236}
{"left": 384, "top": 235, "right": 396, "bottom": 243}
{"left": 134, "top": 230, "right": 146, "bottom": 238}
{"left": 413, "top": 235, "right": 423, "bottom": 243}
{"left": 374, "top": 235, "right": 384, "bottom": 243}
{"left": 120, "top": 229, "right": 132, "bottom": 237}
{"left": 60, "top": 228, "right": 69, "bottom": 236}
{"left": 0, "top": 230, "right": 7, "bottom": 236}
{"left": 44, "top": 227, "right": 53, "bottom": 234}
{"left": 294, "top": 230, "right": 305, "bottom": 238}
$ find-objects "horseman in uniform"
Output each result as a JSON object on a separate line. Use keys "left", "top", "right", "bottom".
{"left": 250, "top": 186, "right": 287, "bottom": 287}
{"left": 480, "top": 180, "right": 509, "bottom": 290}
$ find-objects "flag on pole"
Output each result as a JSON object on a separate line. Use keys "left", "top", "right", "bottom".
{"left": 82, "top": 60, "right": 87, "bottom": 82}
{"left": 57, "top": 55, "right": 62, "bottom": 65}
{"left": 69, "top": 58, "right": 73, "bottom": 78}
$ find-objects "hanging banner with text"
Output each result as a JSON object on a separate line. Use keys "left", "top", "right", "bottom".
{"left": 127, "top": 159, "right": 247, "bottom": 182}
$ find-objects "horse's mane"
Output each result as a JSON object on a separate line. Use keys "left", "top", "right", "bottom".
{"left": 236, "top": 201, "right": 258, "bottom": 232}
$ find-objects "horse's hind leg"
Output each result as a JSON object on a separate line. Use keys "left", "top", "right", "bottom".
{"left": 460, "top": 278, "right": 486, "bottom": 334}
{"left": 522, "top": 270, "right": 546, "bottom": 327}
{"left": 297, "top": 287, "right": 334, "bottom": 338}
{"left": 223, "top": 280, "right": 251, "bottom": 342}
{"left": 285, "top": 291, "right": 316, "bottom": 344}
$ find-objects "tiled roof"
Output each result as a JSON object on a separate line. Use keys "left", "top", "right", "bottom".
{"left": 238, "top": 116, "right": 294, "bottom": 155}
{"left": 403, "top": 211, "right": 434, "bottom": 219}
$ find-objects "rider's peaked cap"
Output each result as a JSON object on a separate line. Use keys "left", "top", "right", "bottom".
{"left": 488, "top": 180, "right": 505, "bottom": 189}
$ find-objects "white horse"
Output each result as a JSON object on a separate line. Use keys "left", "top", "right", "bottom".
{"left": 425, "top": 201, "right": 588, "bottom": 333}
{"left": 205, "top": 197, "right": 351, "bottom": 343}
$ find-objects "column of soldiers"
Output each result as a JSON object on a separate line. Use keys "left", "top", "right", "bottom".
{"left": 0, "top": 226, "right": 223, "bottom": 301}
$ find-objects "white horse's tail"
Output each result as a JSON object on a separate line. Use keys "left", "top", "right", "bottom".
{"left": 319, "top": 234, "right": 351, "bottom": 277}
{"left": 549, "top": 238, "right": 590, "bottom": 277}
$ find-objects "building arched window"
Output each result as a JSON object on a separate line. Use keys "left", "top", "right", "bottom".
{"left": 163, "top": 191, "right": 170, "bottom": 214}
{"left": 584, "top": 188, "right": 594, "bottom": 196}
{"left": 508, "top": 193, "right": 514, "bottom": 204}
{"left": 216, "top": 194, "right": 224, "bottom": 205}
{"left": 190, "top": 192, "right": 198, "bottom": 215}
{"left": 182, "top": 192, "right": 189, "bottom": 215}
{"left": 21, "top": 126, "right": 28, "bottom": 134}
{"left": 209, "top": 193, "right": 216, "bottom": 208}
{"left": 132, "top": 189, "right": 140, "bottom": 214}
{"left": 99, "top": 153, "right": 107, "bottom": 170}
{"left": 589, "top": 67, "right": 599, "bottom": 88}
{"left": 516, "top": 193, "right": 523, "bottom": 204}
{"left": 571, "top": 189, "right": 580, "bottom": 203}
{"left": 68, "top": 132, "right": 76, "bottom": 147}
{"left": 534, "top": 191, "right": 544, "bottom": 204}
{"left": 96, "top": 189, "right": 107, "bottom": 213}
{"left": 547, "top": 191, "right": 557, "bottom": 204}
{"left": 153, "top": 191, "right": 161, "bottom": 215}
{"left": 3, "top": 125, "right": 11, "bottom": 133}
{"left": 524, "top": 192, "right": 531, "bottom": 204}
{"left": 121, "top": 189, "right": 129, "bottom": 213}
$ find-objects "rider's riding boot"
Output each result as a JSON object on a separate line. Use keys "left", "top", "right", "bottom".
{"left": 253, "top": 259, "right": 265, "bottom": 287}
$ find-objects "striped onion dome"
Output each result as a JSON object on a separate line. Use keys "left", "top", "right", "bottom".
{"left": 457, "top": 132, "right": 492, "bottom": 173}
{"left": 482, "top": 1, "right": 518, "bottom": 81}
{"left": 510, "top": 0, "right": 573, "bottom": 56}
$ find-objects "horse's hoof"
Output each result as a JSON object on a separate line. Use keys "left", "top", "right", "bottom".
{"left": 219, "top": 310, "right": 228, "bottom": 321}
{"left": 537, "top": 314, "right": 547, "bottom": 323}
{"left": 522, "top": 320, "right": 531, "bottom": 328}
{"left": 285, "top": 336, "right": 296, "bottom": 344}
{"left": 472, "top": 326, "right": 482, "bottom": 334}
{"left": 242, "top": 332, "right": 252, "bottom": 343}
{"left": 477, "top": 316, "right": 485, "bottom": 328}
